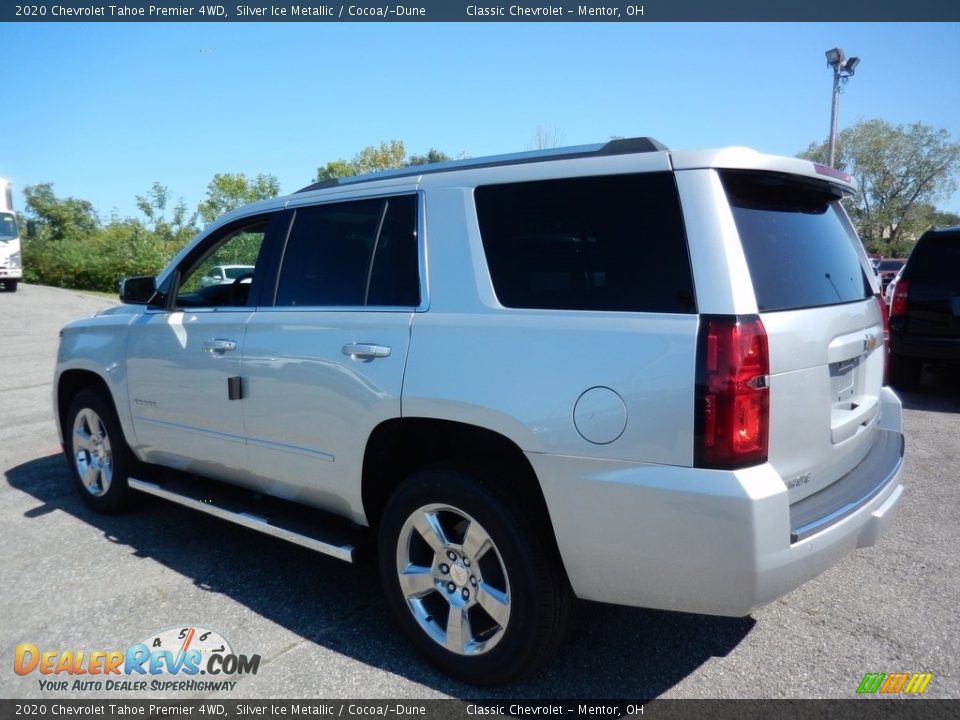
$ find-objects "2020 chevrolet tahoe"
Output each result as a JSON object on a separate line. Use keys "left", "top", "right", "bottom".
{"left": 55, "top": 138, "right": 905, "bottom": 684}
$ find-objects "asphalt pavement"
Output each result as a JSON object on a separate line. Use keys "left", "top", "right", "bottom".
{"left": 1, "top": 283, "right": 957, "bottom": 700}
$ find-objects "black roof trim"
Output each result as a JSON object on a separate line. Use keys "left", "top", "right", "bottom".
{"left": 598, "top": 137, "right": 669, "bottom": 155}
{"left": 923, "top": 225, "right": 960, "bottom": 235}
{"left": 296, "top": 136, "right": 668, "bottom": 194}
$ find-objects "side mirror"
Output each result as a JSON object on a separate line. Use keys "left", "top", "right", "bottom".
{"left": 119, "top": 276, "right": 158, "bottom": 305}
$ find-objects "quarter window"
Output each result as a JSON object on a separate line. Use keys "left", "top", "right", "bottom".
{"left": 475, "top": 173, "right": 694, "bottom": 313}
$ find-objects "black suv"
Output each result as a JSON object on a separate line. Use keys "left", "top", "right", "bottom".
{"left": 889, "top": 226, "right": 960, "bottom": 389}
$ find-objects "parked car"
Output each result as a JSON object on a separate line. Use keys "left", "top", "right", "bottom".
{"left": 889, "top": 226, "right": 960, "bottom": 389}
{"left": 199, "top": 264, "right": 255, "bottom": 287}
{"left": 876, "top": 258, "right": 906, "bottom": 291}
{"left": 885, "top": 265, "right": 904, "bottom": 303}
{"left": 54, "top": 138, "right": 904, "bottom": 685}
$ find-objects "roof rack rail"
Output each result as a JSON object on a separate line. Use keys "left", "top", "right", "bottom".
{"left": 296, "top": 136, "right": 668, "bottom": 194}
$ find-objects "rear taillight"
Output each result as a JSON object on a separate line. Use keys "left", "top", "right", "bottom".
{"left": 875, "top": 293, "right": 890, "bottom": 385}
{"left": 890, "top": 278, "right": 910, "bottom": 318}
{"left": 695, "top": 315, "right": 769, "bottom": 469}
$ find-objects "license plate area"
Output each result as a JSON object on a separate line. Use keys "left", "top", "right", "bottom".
{"left": 829, "top": 354, "right": 878, "bottom": 444}
{"left": 830, "top": 357, "right": 859, "bottom": 404}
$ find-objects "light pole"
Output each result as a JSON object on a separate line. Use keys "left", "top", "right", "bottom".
{"left": 825, "top": 47, "right": 860, "bottom": 167}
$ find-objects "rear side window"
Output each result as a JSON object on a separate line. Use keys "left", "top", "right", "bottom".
{"left": 722, "top": 171, "right": 870, "bottom": 312}
{"left": 474, "top": 173, "right": 695, "bottom": 313}
{"left": 275, "top": 195, "right": 419, "bottom": 307}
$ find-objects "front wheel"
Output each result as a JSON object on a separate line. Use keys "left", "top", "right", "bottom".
{"left": 378, "top": 468, "right": 573, "bottom": 685}
{"left": 65, "top": 388, "right": 135, "bottom": 513}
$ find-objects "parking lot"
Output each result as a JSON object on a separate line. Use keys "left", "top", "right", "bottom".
{"left": 1, "top": 283, "right": 957, "bottom": 700}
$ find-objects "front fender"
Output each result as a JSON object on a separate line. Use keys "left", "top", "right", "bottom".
{"left": 55, "top": 311, "right": 137, "bottom": 448}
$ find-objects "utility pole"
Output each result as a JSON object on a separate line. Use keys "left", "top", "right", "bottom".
{"left": 825, "top": 47, "right": 860, "bottom": 168}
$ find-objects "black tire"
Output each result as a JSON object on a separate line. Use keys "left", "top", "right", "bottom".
{"left": 64, "top": 388, "right": 135, "bottom": 513}
{"left": 5, "top": 280, "right": 17, "bottom": 292}
{"left": 889, "top": 354, "right": 922, "bottom": 391}
{"left": 378, "top": 467, "right": 574, "bottom": 685}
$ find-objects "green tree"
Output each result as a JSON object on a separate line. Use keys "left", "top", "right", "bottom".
{"left": 22, "top": 183, "right": 99, "bottom": 242}
{"left": 315, "top": 160, "right": 356, "bottom": 182}
{"left": 82, "top": 219, "right": 172, "bottom": 290}
{"left": 903, "top": 203, "right": 960, "bottom": 238}
{"left": 21, "top": 182, "right": 186, "bottom": 292}
{"left": 314, "top": 141, "right": 457, "bottom": 182}
{"left": 353, "top": 140, "right": 407, "bottom": 174}
{"left": 136, "top": 181, "right": 198, "bottom": 246}
{"left": 408, "top": 149, "right": 453, "bottom": 166}
{"left": 928, "top": 207, "right": 960, "bottom": 228}
{"left": 197, "top": 172, "right": 281, "bottom": 225}
{"left": 800, "top": 119, "right": 960, "bottom": 256}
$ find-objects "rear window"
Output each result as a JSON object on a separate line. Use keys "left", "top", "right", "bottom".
{"left": 910, "top": 234, "right": 960, "bottom": 284}
{"left": 474, "top": 173, "right": 695, "bottom": 313}
{"left": 721, "top": 171, "right": 870, "bottom": 312}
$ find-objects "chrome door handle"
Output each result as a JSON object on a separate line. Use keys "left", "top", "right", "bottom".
{"left": 342, "top": 343, "right": 391, "bottom": 359}
{"left": 203, "top": 339, "right": 238, "bottom": 353}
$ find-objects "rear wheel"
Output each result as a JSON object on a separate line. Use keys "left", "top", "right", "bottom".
{"left": 889, "top": 354, "right": 922, "bottom": 391}
{"left": 378, "top": 467, "right": 573, "bottom": 685}
{"left": 65, "top": 388, "right": 135, "bottom": 513}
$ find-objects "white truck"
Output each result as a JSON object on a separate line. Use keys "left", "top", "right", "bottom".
{"left": 0, "top": 177, "right": 23, "bottom": 292}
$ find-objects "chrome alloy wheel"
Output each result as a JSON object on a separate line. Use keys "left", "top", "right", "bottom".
{"left": 395, "top": 503, "right": 511, "bottom": 656}
{"left": 72, "top": 408, "right": 113, "bottom": 497}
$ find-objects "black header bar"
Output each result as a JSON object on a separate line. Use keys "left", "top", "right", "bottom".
{"left": 4, "top": 1, "right": 960, "bottom": 22}
{"left": 0, "top": 700, "right": 958, "bottom": 720}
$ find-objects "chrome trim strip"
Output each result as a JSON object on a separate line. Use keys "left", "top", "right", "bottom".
{"left": 244, "top": 437, "right": 335, "bottom": 462}
{"left": 133, "top": 417, "right": 246, "bottom": 445}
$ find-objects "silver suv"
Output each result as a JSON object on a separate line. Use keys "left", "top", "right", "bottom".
{"left": 55, "top": 138, "right": 905, "bottom": 685}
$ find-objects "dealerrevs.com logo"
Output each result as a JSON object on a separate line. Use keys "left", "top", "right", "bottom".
{"left": 856, "top": 672, "right": 934, "bottom": 695}
{"left": 14, "top": 626, "right": 261, "bottom": 693}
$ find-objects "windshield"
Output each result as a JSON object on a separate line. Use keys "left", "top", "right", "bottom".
{"left": 224, "top": 266, "right": 253, "bottom": 279}
{"left": 0, "top": 213, "right": 17, "bottom": 241}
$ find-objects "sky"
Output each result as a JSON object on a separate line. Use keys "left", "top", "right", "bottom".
{"left": 1, "top": 21, "right": 959, "bottom": 222}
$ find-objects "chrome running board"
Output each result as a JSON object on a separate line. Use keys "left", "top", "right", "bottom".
{"left": 129, "top": 477, "right": 358, "bottom": 562}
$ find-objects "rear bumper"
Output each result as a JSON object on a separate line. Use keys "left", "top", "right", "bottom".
{"left": 789, "top": 426, "right": 903, "bottom": 543}
{"left": 530, "top": 388, "right": 905, "bottom": 617}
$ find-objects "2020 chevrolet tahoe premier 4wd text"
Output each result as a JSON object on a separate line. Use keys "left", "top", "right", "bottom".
{"left": 55, "top": 138, "right": 905, "bottom": 685}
